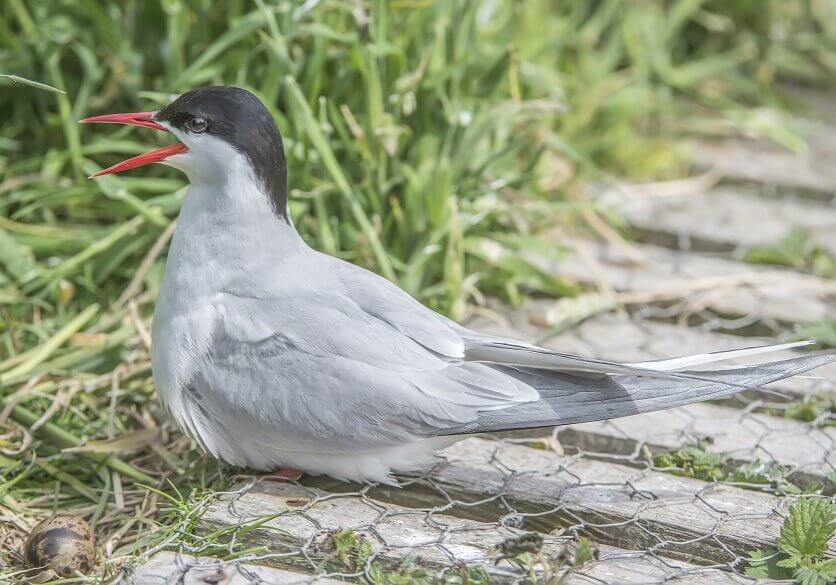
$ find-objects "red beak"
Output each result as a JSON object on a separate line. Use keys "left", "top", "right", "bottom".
{"left": 80, "top": 111, "right": 188, "bottom": 177}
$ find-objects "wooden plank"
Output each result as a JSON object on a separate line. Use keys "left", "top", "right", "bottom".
{"left": 686, "top": 86, "right": 836, "bottom": 195}
{"left": 468, "top": 308, "right": 836, "bottom": 401}
{"left": 687, "top": 138, "right": 836, "bottom": 195}
{"left": 595, "top": 185, "right": 836, "bottom": 255}
{"left": 573, "top": 554, "right": 749, "bottom": 585}
{"left": 121, "top": 548, "right": 750, "bottom": 585}
{"left": 196, "top": 483, "right": 747, "bottom": 584}
{"left": 527, "top": 238, "right": 836, "bottom": 325}
{"left": 200, "top": 482, "right": 562, "bottom": 583}
{"left": 117, "top": 551, "right": 343, "bottom": 584}
{"left": 556, "top": 402, "right": 835, "bottom": 488}
{"left": 374, "top": 438, "right": 836, "bottom": 565}
{"left": 784, "top": 85, "right": 836, "bottom": 125}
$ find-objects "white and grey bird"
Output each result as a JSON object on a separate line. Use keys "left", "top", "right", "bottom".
{"left": 83, "top": 86, "right": 835, "bottom": 484}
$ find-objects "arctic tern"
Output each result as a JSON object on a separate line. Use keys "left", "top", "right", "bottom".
{"left": 82, "top": 86, "right": 835, "bottom": 484}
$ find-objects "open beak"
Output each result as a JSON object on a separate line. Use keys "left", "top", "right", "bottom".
{"left": 80, "top": 111, "right": 187, "bottom": 177}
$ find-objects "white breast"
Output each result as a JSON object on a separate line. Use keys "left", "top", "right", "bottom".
{"left": 150, "top": 163, "right": 304, "bottom": 422}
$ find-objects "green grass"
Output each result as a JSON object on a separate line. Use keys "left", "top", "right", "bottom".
{"left": 2, "top": 0, "right": 836, "bottom": 581}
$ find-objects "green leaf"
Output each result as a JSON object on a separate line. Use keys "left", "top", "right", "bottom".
{"left": 0, "top": 228, "right": 36, "bottom": 281}
{"left": 743, "top": 230, "right": 813, "bottom": 269}
{"left": 63, "top": 428, "right": 160, "bottom": 454}
{"left": 0, "top": 73, "right": 66, "bottom": 93}
{"left": 731, "top": 459, "right": 788, "bottom": 485}
{"left": 776, "top": 555, "right": 802, "bottom": 569}
{"left": 745, "top": 549, "right": 794, "bottom": 579}
{"left": 574, "top": 536, "right": 598, "bottom": 567}
{"left": 794, "top": 565, "right": 836, "bottom": 585}
{"left": 652, "top": 442, "right": 730, "bottom": 482}
{"left": 795, "top": 321, "right": 836, "bottom": 350}
{"left": 329, "top": 529, "right": 375, "bottom": 572}
{"left": 778, "top": 498, "right": 836, "bottom": 558}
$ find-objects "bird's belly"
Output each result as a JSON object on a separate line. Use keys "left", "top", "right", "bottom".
{"left": 235, "top": 437, "right": 457, "bottom": 485}
{"left": 173, "top": 387, "right": 457, "bottom": 483}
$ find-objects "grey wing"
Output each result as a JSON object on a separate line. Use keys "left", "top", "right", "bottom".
{"left": 334, "top": 257, "right": 836, "bottom": 433}
{"left": 336, "top": 254, "right": 641, "bottom": 375}
{"left": 335, "top": 255, "right": 800, "bottom": 379}
{"left": 177, "top": 285, "right": 537, "bottom": 466}
{"left": 444, "top": 353, "right": 836, "bottom": 435}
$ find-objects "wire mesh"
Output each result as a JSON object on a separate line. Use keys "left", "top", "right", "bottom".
{"left": 112, "top": 326, "right": 832, "bottom": 583}
{"left": 1, "top": 296, "right": 833, "bottom": 584}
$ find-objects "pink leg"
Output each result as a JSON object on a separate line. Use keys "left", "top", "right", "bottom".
{"left": 259, "top": 468, "right": 304, "bottom": 482}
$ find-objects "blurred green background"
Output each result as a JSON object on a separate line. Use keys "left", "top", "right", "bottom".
{"left": 2, "top": 0, "right": 835, "bottom": 340}
{"left": 2, "top": 0, "right": 836, "bottom": 579}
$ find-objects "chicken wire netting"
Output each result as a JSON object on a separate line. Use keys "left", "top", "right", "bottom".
{"left": 110, "top": 337, "right": 831, "bottom": 584}
{"left": 2, "top": 301, "right": 833, "bottom": 584}
{"left": 110, "top": 412, "right": 832, "bottom": 585}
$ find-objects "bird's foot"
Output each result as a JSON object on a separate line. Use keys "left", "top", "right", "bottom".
{"left": 259, "top": 468, "right": 304, "bottom": 482}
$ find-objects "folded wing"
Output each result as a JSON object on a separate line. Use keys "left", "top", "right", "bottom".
{"left": 185, "top": 253, "right": 834, "bottom": 467}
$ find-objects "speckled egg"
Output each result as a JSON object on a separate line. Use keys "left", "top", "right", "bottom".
{"left": 24, "top": 514, "right": 96, "bottom": 577}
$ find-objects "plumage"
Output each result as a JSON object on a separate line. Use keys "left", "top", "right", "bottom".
{"left": 85, "top": 86, "right": 836, "bottom": 484}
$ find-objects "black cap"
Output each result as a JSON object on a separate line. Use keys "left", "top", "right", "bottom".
{"left": 155, "top": 86, "right": 288, "bottom": 218}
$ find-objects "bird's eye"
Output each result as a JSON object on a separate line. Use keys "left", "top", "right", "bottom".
{"left": 187, "top": 116, "right": 207, "bottom": 133}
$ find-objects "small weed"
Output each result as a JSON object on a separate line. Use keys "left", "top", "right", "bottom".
{"left": 652, "top": 442, "right": 730, "bottom": 482}
{"left": 653, "top": 442, "right": 819, "bottom": 495}
{"left": 744, "top": 231, "right": 835, "bottom": 278}
{"left": 321, "top": 528, "right": 375, "bottom": 573}
{"left": 776, "top": 395, "right": 835, "bottom": 427}
{"left": 498, "top": 532, "right": 544, "bottom": 559}
{"left": 794, "top": 321, "right": 836, "bottom": 350}
{"left": 368, "top": 558, "right": 436, "bottom": 585}
{"left": 500, "top": 533, "right": 598, "bottom": 584}
{"left": 319, "top": 529, "right": 490, "bottom": 584}
{"left": 573, "top": 536, "right": 599, "bottom": 568}
{"left": 746, "top": 498, "right": 836, "bottom": 583}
